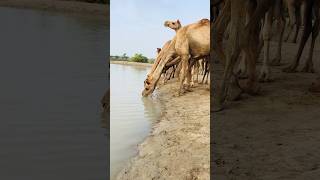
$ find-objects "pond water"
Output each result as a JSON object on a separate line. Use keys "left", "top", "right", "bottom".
{"left": 0, "top": 7, "right": 108, "bottom": 179}
{"left": 110, "top": 64, "right": 161, "bottom": 179}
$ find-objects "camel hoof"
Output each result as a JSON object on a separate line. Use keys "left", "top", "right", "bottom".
{"left": 228, "top": 84, "right": 243, "bottom": 101}
{"left": 244, "top": 83, "right": 261, "bottom": 95}
{"left": 212, "top": 102, "right": 224, "bottom": 112}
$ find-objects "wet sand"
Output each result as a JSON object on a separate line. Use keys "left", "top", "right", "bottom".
{"left": 212, "top": 39, "right": 320, "bottom": 179}
{"left": 110, "top": 61, "right": 153, "bottom": 67}
{"left": 116, "top": 80, "right": 210, "bottom": 180}
{"left": 0, "top": 0, "right": 108, "bottom": 17}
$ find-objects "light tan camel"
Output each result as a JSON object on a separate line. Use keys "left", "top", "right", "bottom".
{"left": 164, "top": 19, "right": 208, "bottom": 86}
{"left": 142, "top": 19, "right": 210, "bottom": 96}
{"left": 212, "top": 0, "right": 277, "bottom": 111}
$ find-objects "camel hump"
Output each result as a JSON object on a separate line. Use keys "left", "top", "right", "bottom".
{"left": 199, "top": 18, "right": 210, "bottom": 25}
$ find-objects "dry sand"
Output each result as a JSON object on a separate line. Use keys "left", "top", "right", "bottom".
{"left": 0, "top": 0, "right": 108, "bottom": 18}
{"left": 212, "top": 38, "right": 320, "bottom": 179}
{"left": 116, "top": 80, "right": 210, "bottom": 180}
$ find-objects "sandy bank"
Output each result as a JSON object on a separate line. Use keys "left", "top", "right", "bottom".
{"left": 0, "top": 0, "right": 108, "bottom": 17}
{"left": 116, "top": 80, "right": 210, "bottom": 180}
{"left": 111, "top": 61, "right": 153, "bottom": 67}
{"left": 212, "top": 40, "right": 320, "bottom": 179}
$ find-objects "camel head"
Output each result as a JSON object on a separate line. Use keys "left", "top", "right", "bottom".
{"left": 142, "top": 76, "right": 156, "bottom": 97}
{"left": 156, "top": 48, "right": 161, "bottom": 54}
{"left": 164, "top": 19, "right": 181, "bottom": 31}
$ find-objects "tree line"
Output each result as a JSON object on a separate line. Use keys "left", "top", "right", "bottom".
{"left": 110, "top": 53, "right": 155, "bottom": 64}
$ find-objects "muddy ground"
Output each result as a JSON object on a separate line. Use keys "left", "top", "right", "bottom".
{"left": 116, "top": 80, "right": 210, "bottom": 180}
{"left": 212, "top": 35, "right": 320, "bottom": 179}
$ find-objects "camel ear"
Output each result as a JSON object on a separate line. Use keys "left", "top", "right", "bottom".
{"left": 157, "top": 48, "right": 161, "bottom": 53}
{"left": 177, "top": 19, "right": 180, "bottom": 25}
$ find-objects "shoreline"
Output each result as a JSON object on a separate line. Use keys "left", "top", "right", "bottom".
{"left": 116, "top": 80, "right": 210, "bottom": 179}
{"left": 110, "top": 61, "right": 153, "bottom": 67}
{"left": 0, "top": 0, "right": 108, "bottom": 18}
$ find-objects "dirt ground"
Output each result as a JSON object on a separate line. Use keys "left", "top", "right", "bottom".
{"left": 116, "top": 80, "right": 210, "bottom": 180}
{"left": 212, "top": 36, "right": 320, "bottom": 179}
{"left": 0, "top": 0, "right": 108, "bottom": 17}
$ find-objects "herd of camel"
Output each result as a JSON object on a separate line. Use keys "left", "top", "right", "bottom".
{"left": 139, "top": 0, "right": 320, "bottom": 112}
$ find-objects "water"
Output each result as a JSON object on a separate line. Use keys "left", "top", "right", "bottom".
{"left": 110, "top": 64, "right": 161, "bottom": 179}
{"left": 0, "top": 7, "right": 108, "bottom": 179}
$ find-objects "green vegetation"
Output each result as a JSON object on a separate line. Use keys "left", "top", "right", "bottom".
{"left": 130, "top": 53, "right": 148, "bottom": 63}
{"left": 110, "top": 53, "right": 153, "bottom": 64}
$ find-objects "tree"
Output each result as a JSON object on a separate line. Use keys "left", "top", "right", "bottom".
{"left": 122, "top": 53, "right": 128, "bottom": 60}
{"left": 130, "top": 53, "right": 149, "bottom": 63}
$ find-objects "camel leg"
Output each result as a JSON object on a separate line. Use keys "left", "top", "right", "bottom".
{"left": 178, "top": 55, "right": 189, "bottom": 95}
{"left": 213, "top": 0, "right": 244, "bottom": 112}
{"left": 236, "top": 52, "right": 248, "bottom": 78}
{"left": 259, "top": 9, "right": 273, "bottom": 82}
{"left": 271, "top": 14, "right": 285, "bottom": 65}
{"left": 212, "top": 0, "right": 230, "bottom": 66}
{"left": 236, "top": 8, "right": 252, "bottom": 79}
{"left": 291, "top": 4, "right": 301, "bottom": 43}
{"left": 175, "top": 62, "right": 182, "bottom": 80}
{"left": 283, "top": 1, "right": 313, "bottom": 73}
{"left": 284, "top": 0, "right": 296, "bottom": 42}
{"left": 301, "top": 4, "right": 319, "bottom": 73}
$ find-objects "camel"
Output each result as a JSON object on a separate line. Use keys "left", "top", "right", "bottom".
{"left": 283, "top": 0, "right": 319, "bottom": 73}
{"left": 235, "top": 0, "right": 286, "bottom": 82}
{"left": 212, "top": 0, "right": 277, "bottom": 111}
{"left": 156, "top": 47, "right": 179, "bottom": 84}
{"left": 164, "top": 19, "right": 210, "bottom": 86}
{"left": 142, "top": 19, "right": 210, "bottom": 96}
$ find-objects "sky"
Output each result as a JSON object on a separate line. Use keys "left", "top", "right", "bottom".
{"left": 110, "top": 0, "right": 210, "bottom": 58}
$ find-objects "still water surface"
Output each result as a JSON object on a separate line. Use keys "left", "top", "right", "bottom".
{"left": 110, "top": 64, "right": 161, "bottom": 179}
{"left": 0, "top": 7, "right": 108, "bottom": 179}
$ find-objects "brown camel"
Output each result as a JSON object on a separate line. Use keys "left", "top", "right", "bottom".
{"left": 142, "top": 19, "right": 210, "bottom": 96}
{"left": 283, "top": 0, "right": 319, "bottom": 73}
{"left": 212, "top": 0, "right": 276, "bottom": 111}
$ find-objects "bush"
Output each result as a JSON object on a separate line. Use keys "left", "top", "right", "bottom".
{"left": 130, "top": 53, "right": 149, "bottom": 63}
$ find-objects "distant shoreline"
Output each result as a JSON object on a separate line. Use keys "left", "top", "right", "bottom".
{"left": 110, "top": 61, "right": 153, "bottom": 67}
{"left": 0, "top": 0, "right": 108, "bottom": 18}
